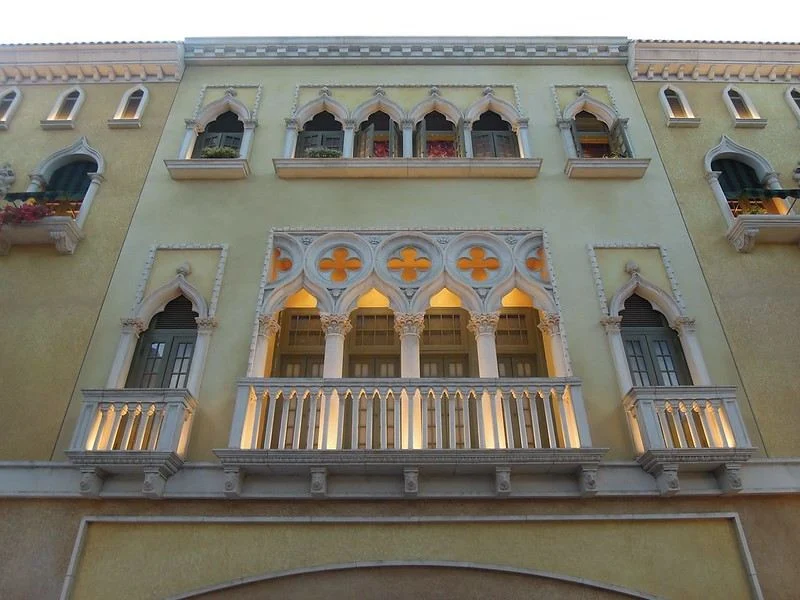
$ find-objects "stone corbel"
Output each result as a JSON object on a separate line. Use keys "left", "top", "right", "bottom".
{"left": 78, "top": 467, "right": 105, "bottom": 497}
{"left": 223, "top": 468, "right": 242, "bottom": 497}
{"left": 310, "top": 467, "right": 328, "bottom": 497}
{"left": 403, "top": 467, "right": 419, "bottom": 497}
{"left": 578, "top": 465, "right": 599, "bottom": 497}
{"left": 495, "top": 467, "right": 511, "bottom": 497}
{"left": 716, "top": 463, "right": 744, "bottom": 495}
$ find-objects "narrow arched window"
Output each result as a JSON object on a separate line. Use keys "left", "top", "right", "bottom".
{"left": 192, "top": 111, "right": 244, "bottom": 158}
{"left": 727, "top": 90, "right": 752, "bottom": 119}
{"left": 122, "top": 89, "right": 144, "bottom": 119}
{"left": 45, "top": 159, "right": 96, "bottom": 216}
{"left": 296, "top": 111, "right": 344, "bottom": 157}
{"left": 495, "top": 308, "right": 546, "bottom": 377}
{"left": 621, "top": 295, "right": 691, "bottom": 387}
{"left": 471, "top": 110, "right": 519, "bottom": 158}
{"left": 356, "top": 111, "right": 400, "bottom": 158}
{"left": 0, "top": 90, "right": 16, "bottom": 121}
{"left": 711, "top": 158, "right": 776, "bottom": 216}
{"left": 663, "top": 89, "right": 687, "bottom": 118}
{"left": 127, "top": 296, "right": 198, "bottom": 389}
{"left": 272, "top": 309, "right": 326, "bottom": 377}
{"left": 415, "top": 111, "right": 459, "bottom": 158}
{"left": 790, "top": 89, "right": 800, "bottom": 110}
{"left": 56, "top": 91, "right": 80, "bottom": 120}
{"left": 571, "top": 111, "right": 613, "bottom": 158}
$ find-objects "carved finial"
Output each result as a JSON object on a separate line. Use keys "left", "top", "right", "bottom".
{"left": 373, "top": 86, "right": 386, "bottom": 97}
{"left": 577, "top": 86, "right": 590, "bottom": 97}
{"left": 176, "top": 261, "right": 192, "bottom": 277}
{"left": 224, "top": 87, "right": 237, "bottom": 97}
{"left": 319, "top": 86, "right": 331, "bottom": 97}
{"left": 429, "top": 85, "right": 440, "bottom": 97}
{"left": 482, "top": 86, "right": 494, "bottom": 96}
{"left": 624, "top": 261, "right": 640, "bottom": 275}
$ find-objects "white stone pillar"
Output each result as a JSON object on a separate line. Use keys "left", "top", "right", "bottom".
{"left": 394, "top": 313, "right": 425, "bottom": 378}
{"left": 538, "top": 312, "right": 569, "bottom": 377}
{"left": 342, "top": 119, "right": 356, "bottom": 158}
{"left": 26, "top": 174, "right": 47, "bottom": 193}
{"left": 705, "top": 171, "right": 735, "bottom": 227}
{"left": 106, "top": 318, "right": 146, "bottom": 388}
{"left": 402, "top": 119, "right": 414, "bottom": 158}
{"left": 468, "top": 312, "right": 500, "bottom": 378}
{"left": 320, "top": 313, "right": 352, "bottom": 378}
{"left": 763, "top": 171, "right": 791, "bottom": 213}
{"left": 516, "top": 118, "right": 531, "bottom": 158}
{"left": 249, "top": 314, "right": 281, "bottom": 377}
{"left": 178, "top": 121, "right": 198, "bottom": 159}
{"left": 463, "top": 121, "right": 474, "bottom": 158}
{"left": 283, "top": 118, "right": 299, "bottom": 158}
{"left": 673, "top": 317, "right": 712, "bottom": 386}
{"left": 557, "top": 119, "right": 578, "bottom": 159}
{"left": 75, "top": 173, "right": 103, "bottom": 228}
{"left": 239, "top": 120, "right": 257, "bottom": 159}
{"left": 601, "top": 317, "right": 633, "bottom": 394}
{"left": 186, "top": 317, "right": 217, "bottom": 396}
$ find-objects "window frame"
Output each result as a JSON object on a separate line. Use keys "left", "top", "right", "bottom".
{"left": 126, "top": 329, "right": 198, "bottom": 389}
{"left": 0, "top": 86, "right": 22, "bottom": 131}
{"left": 784, "top": 86, "right": 800, "bottom": 126}
{"left": 722, "top": 85, "right": 766, "bottom": 128}
{"left": 658, "top": 85, "right": 701, "bottom": 128}
{"left": 41, "top": 86, "right": 85, "bottom": 130}
{"left": 108, "top": 85, "right": 149, "bottom": 129}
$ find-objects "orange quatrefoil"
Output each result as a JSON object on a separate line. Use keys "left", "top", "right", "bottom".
{"left": 457, "top": 246, "right": 500, "bottom": 282}
{"left": 318, "top": 247, "right": 362, "bottom": 282}
{"left": 387, "top": 246, "right": 432, "bottom": 282}
{"left": 525, "top": 247, "right": 550, "bottom": 282}
{"left": 270, "top": 248, "right": 293, "bottom": 281}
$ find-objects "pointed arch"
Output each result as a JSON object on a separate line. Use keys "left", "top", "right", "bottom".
{"left": 134, "top": 274, "right": 209, "bottom": 325}
{"left": 195, "top": 94, "right": 252, "bottom": 131}
{"left": 261, "top": 273, "right": 334, "bottom": 315}
{"left": 407, "top": 95, "right": 462, "bottom": 125}
{"left": 703, "top": 135, "right": 774, "bottom": 180}
{"left": 608, "top": 271, "right": 683, "bottom": 326}
{"left": 785, "top": 85, "right": 800, "bottom": 124}
{"left": 658, "top": 84, "right": 695, "bottom": 120}
{"left": 411, "top": 272, "right": 481, "bottom": 313}
{"left": 722, "top": 84, "right": 761, "bottom": 122}
{"left": 46, "top": 86, "right": 85, "bottom": 122}
{"left": 562, "top": 94, "right": 618, "bottom": 127}
{"left": 484, "top": 270, "right": 557, "bottom": 314}
{"left": 0, "top": 86, "right": 22, "bottom": 129}
{"left": 337, "top": 272, "right": 408, "bottom": 314}
{"left": 112, "top": 85, "right": 149, "bottom": 121}
{"left": 293, "top": 95, "right": 350, "bottom": 128}
{"left": 32, "top": 136, "right": 105, "bottom": 179}
{"left": 464, "top": 94, "right": 522, "bottom": 126}
{"left": 351, "top": 95, "right": 405, "bottom": 127}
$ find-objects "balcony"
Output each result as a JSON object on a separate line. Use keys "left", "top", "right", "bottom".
{"left": 624, "top": 386, "right": 753, "bottom": 495}
{"left": 66, "top": 388, "right": 197, "bottom": 497}
{"left": 0, "top": 192, "right": 84, "bottom": 255}
{"left": 272, "top": 157, "right": 543, "bottom": 179}
{"left": 725, "top": 189, "right": 800, "bottom": 252}
{"left": 564, "top": 157, "right": 651, "bottom": 179}
{"left": 215, "top": 377, "right": 605, "bottom": 497}
{"left": 164, "top": 158, "right": 251, "bottom": 180}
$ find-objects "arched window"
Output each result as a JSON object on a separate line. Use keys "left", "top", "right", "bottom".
{"left": 571, "top": 111, "right": 624, "bottom": 158}
{"left": 621, "top": 295, "right": 691, "bottom": 387}
{"left": 126, "top": 296, "right": 198, "bottom": 389}
{"left": 785, "top": 87, "right": 800, "bottom": 124}
{"left": 711, "top": 158, "right": 776, "bottom": 216}
{"left": 356, "top": 111, "right": 401, "bottom": 158}
{"left": 42, "top": 87, "right": 85, "bottom": 129}
{"left": 471, "top": 111, "right": 519, "bottom": 158}
{"left": 415, "top": 111, "right": 459, "bottom": 158}
{"left": 347, "top": 308, "right": 400, "bottom": 376}
{"left": 56, "top": 91, "right": 80, "bottom": 120}
{"left": 727, "top": 89, "right": 751, "bottom": 119}
{"left": 0, "top": 89, "right": 19, "bottom": 128}
{"left": 296, "top": 111, "right": 344, "bottom": 157}
{"left": 40, "top": 159, "right": 96, "bottom": 217}
{"left": 663, "top": 89, "right": 686, "bottom": 118}
{"left": 722, "top": 86, "right": 764, "bottom": 126}
{"left": 191, "top": 111, "right": 244, "bottom": 158}
{"left": 122, "top": 89, "right": 144, "bottom": 119}
{"left": 495, "top": 308, "right": 547, "bottom": 377}
{"left": 272, "top": 309, "right": 326, "bottom": 377}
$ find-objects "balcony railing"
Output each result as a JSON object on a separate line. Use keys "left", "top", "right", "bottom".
{"left": 66, "top": 389, "right": 197, "bottom": 496}
{"left": 227, "top": 377, "right": 592, "bottom": 452}
{"left": 0, "top": 192, "right": 84, "bottom": 254}
{"left": 4, "top": 191, "right": 83, "bottom": 217}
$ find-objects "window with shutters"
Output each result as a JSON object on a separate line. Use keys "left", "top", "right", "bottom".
{"left": 127, "top": 296, "right": 199, "bottom": 389}
{"left": 420, "top": 309, "right": 477, "bottom": 377}
{"left": 471, "top": 110, "right": 519, "bottom": 158}
{"left": 722, "top": 86, "right": 765, "bottom": 127}
{"left": 296, "top": 111, "right": 344, "bottom": 156}
{"left": 496, "top": 308, "right": 547, "bottom": 378}
{"left": 0, "top": 88, "right": 21, "bottom": 129}
{"left": 347, "top": 309, "right": 400, "bottom": 377}
{"left": 711, "top": 158, "right": 779, "bottom": 216}
{"left": 191, "top": 111, "right": 245, "bottom": 158}
{"left": 272, "top": 310, "right": 325, "bottom": 377}
{"left": 356, "top": 111, "right": 401, "bottom": 158}
{"left": 620, "top": 295, "right": 691, "bottom": 387}
{"left": 571, "top": 110, "right": 626, "bottom": 158}
{"left": 414, "top": 111, "right": 461, "bottom": 158}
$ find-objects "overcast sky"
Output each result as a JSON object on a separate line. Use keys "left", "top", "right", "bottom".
{"left": 3, "top": 0, "right": 797, "bottom": 44}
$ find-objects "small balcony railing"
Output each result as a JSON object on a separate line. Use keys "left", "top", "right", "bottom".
{"left": 226, "top": 377, "right": 593, "bottom": 452}
{"left": 4, "top": 191, "right": 83, "bottom": 218}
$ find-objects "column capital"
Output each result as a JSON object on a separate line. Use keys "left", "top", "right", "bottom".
{"left": 320, "top": 313, "right": 352, "bottom": 336}
{"left": 344, "top": 118, "right": 357, "bottom": 129}
{"left": 28, "top": 173, "right": 47, "bottom": 189}
{"left": 538, "top": 312, "right": 562, "bottom": 336}
{"left": 257, "top": 314, "right": 281, "bottom": 337}
{"left": 467, "top": 312, "right": 499, "bottom": 337}
{"left": 394, "top": 313, "right": 425, "bottom": 337}
{"left": 88, "top": 173, "right": 105, "bottom": 184}
{"left": 556, "top": 118, "right": 573, "bottom": 130}
{"left": 195, "top": 316, "right": 218, "bottom": 332}
{"left": 284, "top": 118, "right": 299, "bottom": 131}
{"left": 672, "top": 316, "right": 696, "bottom": 335}
{"left": 401, "top": 118, "right": 415, "bottom": 128}
{"left": 120, "top": 317, "right": 146, "bottom": 336}
{"left": 704, "top": 170, "right": 721, "bottom": 183}
{"left": 600, "top": 315, "right": 622, "bottom": 333}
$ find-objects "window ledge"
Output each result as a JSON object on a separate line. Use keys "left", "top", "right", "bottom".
{"left": 107, "top": 118, "right": 142, "bottom": 129}
{"left": 273, "top": 157, "right": 542, "bottom": 179}
{"left": 0, "top": 216, "right": 84, "bottom": 255}
{"left": 0, "top": 122, "right": 8, "bottom": 131}
{"left": 564, "top": 158, "right": 650, "bottom": 179}
{"left": 40, "top": 118, "right": 75, "bottom": 130}
{"left": 667, "top": 117, "right": 702, "bottom": 128}
{"left": 726, "top": 214, "right": 800, "bottom": 252}
{"left": 733, "top": 118, "right": 767, "bottom": 129}
{"left": 164, "top": 158, "right": 250, "bottom": 180}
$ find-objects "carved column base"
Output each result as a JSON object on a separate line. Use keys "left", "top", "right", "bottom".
{"left": 78, "top": 467, "right": 105, "bottom": 497}
{"left": 142, "top": 469, "right": 168, "bottom": 498}
{"left": 716, "top": 463, "right": 743, "bottom": 495}
{"left": 403, "top": 467, "right": 419, "bottom": 497}
{"left": 578, "top": 465, "right": 599, "bottom": 497}
{"left": 224, "top": 468, "right": 243, "bottom": 498}
{"left": 495, "top": 467, "right": 511, "bottom": 497}
{"left": 310, "top": 467, "right": 327, "bottom": 497}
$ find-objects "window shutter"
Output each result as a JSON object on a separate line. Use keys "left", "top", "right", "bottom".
{"left": 493, "top": 132, "right": 519, "bottom": 158}
{"left": 471, "top": 131, "right": 494, "bottom": 158}
{"left": 415, "top": 118, "right": 427, "bottom": 157}
{"left": 321, "top": 131, "right": 343, "bottom": 151}
{"left": 364, "top": 123, "right": 375, "bottom": 158}
{"left": 221, "top": 132, "right": 243, "bottom": 151}
{"left": 570, "top": 119, "right": 583, "bottom": 158}
{"left": 608, "top": 121, "right": 629, "bottom": 157}
{"left": 389, "top": 120, "right": 399, "bottom": 157}
{"left": 455, "top": 119, "right": 465, "bottom": 157}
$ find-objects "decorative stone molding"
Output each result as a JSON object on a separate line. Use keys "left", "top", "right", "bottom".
{"left": 0, "top": 217, "right": 84, "bottom": 255}
{"left": 394, "top": 313, "right": 425, "bottom": 336}
{"left": 403, "top": 467, "right": 419, "bottom": 497}
{"left": 599, "top": 316, "right": 622, "bottom": 333}
{"left": 0, "top": 162, "right": 15, "bottom": 198}
{"left": 578, "top": 466, "right": 599, "bottom": 497}
{"left": 120, "top": 317, "right": 146, "bottom": 335}
{"left": 467, "top": 312, "right": 500, "bottom": 336}
{"left": 537, "top": 312, "right": 561, "bottom": 336}
{"left": 564, "top": 158, "right": 650, "bottom": 179}
{"left": 310, "top": 467, "right": 327, "bottom": 497}
{"left": 726, "top": 215, "right": 800, "bottom": 253}
{"left": 257, "top": 314, "right": 281, "bottom": 337}
{"left": 195, "top": 317, "right": 218, "bottom": 331}
{"left": 223, "top": 468, "right": 242, "bottom": 498}
{"left": 319, "top": 313, "right": 352, "bottom": 336}
{"left": 273, "top": 158, "right": 542, "bottom": 179}
{"left": 495, "top": 467, "right": 511, "bottom": 497}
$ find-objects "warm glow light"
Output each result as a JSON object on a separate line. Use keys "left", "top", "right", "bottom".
{"left": 356, "top": 288, "right": 390, "bottom": 308}
{"left": 284, "top": 288, "right": 318, "bottom": 308}
{"left": 501, "top": 288, "right": 534, "bottom": 308}
{"left": 429, "top": 287, "right": 461, "bottom": 308}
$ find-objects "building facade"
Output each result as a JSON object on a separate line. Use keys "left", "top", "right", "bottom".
{"left": 0, "top": 37, "right": 798, "bottom": 599}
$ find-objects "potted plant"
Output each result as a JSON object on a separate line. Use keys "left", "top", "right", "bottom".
{"left": 738, "top": 196, "right": 768, "bottom": 215}
{"left": 304, "top": 147, "right": 342, "bottom": 159}
{"left": 0, "top": 197, "right": 52, "bottom": 227}
{"left": 200, "top": 146, "right": 239, "bottom": 159}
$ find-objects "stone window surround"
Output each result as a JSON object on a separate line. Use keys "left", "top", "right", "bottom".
{"left": 784, "top": 85, "right": 800, "bottom": 126}
{"left": 108, "top": 84, "right": 149, "bottom": 128}
{"left": 556, "top": 90, "right": 636, "bottom": 159}
{"left": 721, "top": 84, "right": 766, "bottom": 128}
{"left": 657, "top": 84, "right": 701, "bottom": 128}
{"left": 177, "top": 88, "right": 257, "bottom": 160}
{"left": 40, "top": 86, "right": 86, "bottom": 129}
{"left": 0, "top": 86, "right": 22, "bottom": 130}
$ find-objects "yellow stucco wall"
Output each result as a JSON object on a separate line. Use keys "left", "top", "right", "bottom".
{"left": 635, "top": 81, "right": 800, "bottom": 456}
{"left": 0, "top": 82, "right": 178, "bottom": 460}
{"left": 51, "top": 62, "right": 750, "bottom": 462}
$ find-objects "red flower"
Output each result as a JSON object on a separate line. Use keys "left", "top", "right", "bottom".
{"left": 0, "top": 202, "right": 53, "bottom": 225}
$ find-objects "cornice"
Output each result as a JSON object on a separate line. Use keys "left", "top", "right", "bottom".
{"left": 0, "top": 42, "right": 184, "bottom": 85}
{"left": 630, "top": 40, "right": 800, "bottom": 83}
{"left": 184, "top": 37, "right": 629, "bottom": 65}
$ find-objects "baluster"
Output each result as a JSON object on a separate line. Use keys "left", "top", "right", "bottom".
{"left": 249, "top": 389, "right": 264, "bottom": 450}
{"left": 684, "top": 402, "right": 702, "bottom": 449}
{"left": 707, "top": 402, "right": 730, "bottom": 448}
{"left": 393, "top": 393, "right": 402, "bottom": 449}
{"left": 656, "top": 402, "right": 674, "bottom": 448}
{"left": 502, "top": 388, "right": 514, "bottom": 448}
{"left": 350, "top": 392, "right": 360, "bottom": 450}
{"left": 381, "top": 392, "right": 389, "bottom": 450}
{"left": 336, "top": 390, "right": 346, "bottom": 450}
{"left": 107, "top": 403, "right": 127, "bottom": 450}
{"left": 264, "top": 390, "right": 278, "bottom": 450}
{"left": 516, "top": 392, "right": 528, "bottom": 449}
{"left": 542, "top": 392, "right": 557, "bottom": 449}
{"left": 148, "top": 406, "right": 165, "bottom": 450}
{"left": 462, "top": 393, "right": 473, "bottom": 449}
{"left": 435, "top": 391, "right": 443, "bottom": 449}
{"left": 92, "top": 405, "right": 113, "bottom": 451}
{"left": 307, "top": 391, "right": 319, "bottom": 450}
{"left": 119, "top": 403, "right": 140, "bottom": 450}
{"left": 555, "top": 386, "right": 574, "bottom": 448}
{"left": 292, "top": 393, "right": 304, "bottom": 449}
{"left": 365, "top": 393, "right": 374, "bottom": 450}
{"left": 530, "top": 393, "right": 542, "bottom": 449}
{"left": 419, "top": 388, "right": 428, "bottom": 449}
{"left": 279, "top": 393, "right": 293, "bottom": 449}
{"left": 448, "top": 392, "right": 457, "bottom": 449}
{"left": 673, "top": 403, "right": 690, "bottom": 448}
{"left": 133, "top": 405, "right": 154, "bottom": 450}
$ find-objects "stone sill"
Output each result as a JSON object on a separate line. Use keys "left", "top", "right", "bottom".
{"left": 40, "top": 118, "right": 74, "bottom": 130}
{"left": 165, "top": 158, "right": 250, "bottom": 180}
{"left": 666, "top": 116, "right": 702, "bottom": 128}
{"left": 726, "top": 214, "right": 800, "bottom": 252}
{"left": 0, "top": 122, "right": 8, "bottom": 131}
{"left": 0, "top": 216, "right": 84, "bottom": 255}
{"left": 734, "top": 118, "right": 767, "bottom": 129}
{"left": 273, "top": 157, "right": 543, "bottom": 179}
{"left": 107, "top": 117, "right": 142, "bottom": 129}
{"left": 564, "top": 157, "right": 650, "bottom": 179}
